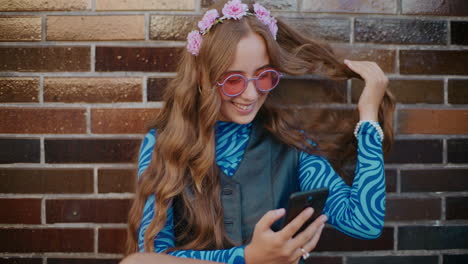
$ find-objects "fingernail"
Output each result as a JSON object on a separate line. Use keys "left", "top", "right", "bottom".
{"left": 306, "top": 207, "right": 314, "bottom": 216}
{"left": 276, "top": 208, "right": 285, "bottom": 215}
{"left": 344, "top": 59, "right": 349, "bottom": 64}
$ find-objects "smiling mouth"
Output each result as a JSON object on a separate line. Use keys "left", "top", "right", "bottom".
{"left": 232, "top": 102, "right": 254, "bottom": 111}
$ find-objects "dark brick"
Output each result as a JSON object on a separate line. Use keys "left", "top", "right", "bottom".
{"left": 0, "top": 258, "right": 42, "bottom": 264}
{"left": 95, "top": 47, "right": 182, "bottom": 72}
{"left": 443, "top": 254, "right": 468, "bottom": 264}
{"left": 448, "top": 79, "right": 468, "bottom": 104}
{"left": 446, "top": 197, "right": 468, "bottom": 220}
{"left": 0, "top": 78, "right": 39, "bottom": 103}
{"left": 401, "top": 169, "right": 468, "bottom": 192}
{"left": 448, "top": 139, "right": 468, "bottom": 163}
{"left": 355, "top": 18, "right": 447, "bottom": 44}
{"left": 402, "top": 0, "right": 468, "bottom": 16}
{"left": 315, "top": 227, "right": 393, "bottom": 251}
{"left": 0, "top": 139, "right": 40, "bottom": 164}
{"left": 352, "top": 79, "right": 444, "bottom": 104}
{"left": 334, "top": 47, "right": 395, "bottom": 73}
{"left": 0, "top": 198, "right": 41, "bottom": 224}
{"left": 305, "top": 257, "right": 342, "bottom": 264}
{"left": 398, "top": 226, "right": 468, "bottom": 250}
{"left": 147, "top": 78, "right": 171, "bottom": 101}
{"left": 98, "top": 228, "right": 126, "bottom": 254}
{"left": 386, "top": 197, "right": 441, "bottom": 221}
{"left": 385, "top": 140, "right": 442, "bottom": 164}
{"left": 46, "top": 199, "right": 131, "bottom": 223}
{"left": 45, "top": 139, "right": 140, "bottom": 163}
{"left": 0, "top": 47, "right": 90, "bottom": 72}
{"left": 273, "top": 78, "right": 347, "bottom": 105}
{"left": 0, "top": 108, "right": 86, "bottom": 134}
{"left": 98, "top": 169, "right": 136, "bottom": 193}
{"left": 451, "top": 21, "right": 468, "bottom": 45}
{"left": 284, "top": 18, "right": 350, "bottom": 42}
{"left": 0, "top": 169, "right": 93, "bottom": 194}
{"left": 0, "top": 228, "right": 93, "bottom": 252}
{"left": 385, "top": 169, "right": 397, "bottom": 193}
{"left": 48, "top": 259, "right": 119, "bottom": 264}
{"left": 91, "top": 108, "right": 159, "bottom": 134}
{"left": 400, "top": 50, "right": 468, "bottom": 75}
{"left": 348, "top": 256, "right": 438, "bottom": 264}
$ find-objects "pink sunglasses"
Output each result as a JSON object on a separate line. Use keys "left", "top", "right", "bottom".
{"left": 216, "top": 67, "right": 283, "bottom": 97}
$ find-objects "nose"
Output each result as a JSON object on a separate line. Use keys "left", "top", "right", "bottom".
{"left": 240, "top": 78, "right": 259, "bottom": 101}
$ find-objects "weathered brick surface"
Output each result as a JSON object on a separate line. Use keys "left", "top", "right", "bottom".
{"left": 0, "top": 0, "right": 467, "bottom": 260}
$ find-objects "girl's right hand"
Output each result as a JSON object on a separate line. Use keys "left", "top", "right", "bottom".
{"left": 244, "top": 208, "right": 328, "bottom": 264}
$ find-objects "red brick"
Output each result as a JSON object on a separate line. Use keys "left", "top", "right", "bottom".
{"left": 0, "top": 77, "right": 39, "bottom": 103}
{"left": 91, "top": 108, "right": 160, "bottom": 134}
{"left": 0, "top": 108, "right": 86, "bottom": 134}
{"left": 0, "top": 198, "right": 41, "bottom": 224}
{"left": 46, "top": 199, "right": 131, "bottom": 223}
{"left": 0, "top": 169, "right": 93, "bottom": 194}
{"left": 398, "top": 109, "right": 468, "bottom": 134}
{"left": 0, "top": 47, "right": 90, "bottom": 72}
{"left": 400, "top": 50, "right": 468, "bottom": 75}
{"left": 98, "top": 228, "right": 126, "bottom": 254}
{"left": 98, "top": 169, "right": 136, "bottom": 193}
{"left": 0, "top": 228, "right": 93, "bottom": 253}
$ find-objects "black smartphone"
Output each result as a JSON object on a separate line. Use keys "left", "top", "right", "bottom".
{"left": 282, "top": 188, "right": 329, "bottom": 237}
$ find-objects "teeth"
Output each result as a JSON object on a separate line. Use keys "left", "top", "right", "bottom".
{"left": 233, "top": 102, "right": 252, "bottom": 110}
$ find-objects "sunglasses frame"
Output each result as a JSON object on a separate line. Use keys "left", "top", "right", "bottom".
{"left": 216, "top": 68, "right": 283, "bottom": 97}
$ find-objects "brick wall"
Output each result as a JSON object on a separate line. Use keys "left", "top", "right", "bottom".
{"left": 0, "top": 0, "right": 467, "bottom": 263}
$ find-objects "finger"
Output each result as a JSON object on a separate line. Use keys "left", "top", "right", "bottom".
{"left": 344, "top": 60, "right": 374, "bottom": 79}
{"left": 303, "top": 222, "right": 325, "bottom": 252}
{"left": 287, "top": 214, "right": 328, "bottom": 250}
{"left": 256, "top": 208, "right": 286, "bottom": 232}
{"left": 278, "top": 207, "right": 314, "bottom": 239}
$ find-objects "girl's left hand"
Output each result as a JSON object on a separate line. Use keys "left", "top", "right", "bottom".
{"left": 344, "top": 59, "right": 388, "bottom": 121}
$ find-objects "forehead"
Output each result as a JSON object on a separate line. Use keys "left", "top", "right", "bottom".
{"left": 226, "top": 32, "right": 270, "bottom": 75}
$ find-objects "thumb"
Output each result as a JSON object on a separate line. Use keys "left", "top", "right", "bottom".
{"left": 256, "top": 208, "right": 285, "bottom": 232}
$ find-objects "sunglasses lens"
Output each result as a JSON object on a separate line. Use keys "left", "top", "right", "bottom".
{"left": 223, "top": 75, "right": 245, "bottom": 96}
{"left": 257, "top": 70, "right": 280, "bottom": 91}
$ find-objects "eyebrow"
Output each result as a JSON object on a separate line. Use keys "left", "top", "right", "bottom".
{"left": 224, "top": 64, "right": 274, "bottom": 75}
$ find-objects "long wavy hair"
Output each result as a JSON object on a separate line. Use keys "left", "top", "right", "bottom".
{"left": 125, "top": 0, "right": 395, "bottom": 255}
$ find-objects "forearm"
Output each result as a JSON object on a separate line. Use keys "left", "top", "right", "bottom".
{"left": 121, "top": 252, "right": 224, "bottom": 264}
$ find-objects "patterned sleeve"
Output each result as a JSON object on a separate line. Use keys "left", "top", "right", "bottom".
{"left": 298, "top": 121, "right": 385, "bottom": 239}
{"left": 136, "top": 130, "right": 246, "bottom": 264}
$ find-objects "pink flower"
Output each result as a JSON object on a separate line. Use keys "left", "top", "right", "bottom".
{"left": 222, "top": 0, "right": 249, "bottom": 20}
{"left": 268, "top": 17, "right": 278, "bottom": 39}
{"left": 253, "top": 3, "right": 271, "bottom": 25}
{"left": 198, "top": 9, "right": 219, "bottom": 34}
{"left": 186, "top": 30, "right": 203, "bottom": 56}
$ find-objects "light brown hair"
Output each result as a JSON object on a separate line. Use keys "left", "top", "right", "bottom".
{"left": 125, "top": 0, "right": 395, "bottom": 255}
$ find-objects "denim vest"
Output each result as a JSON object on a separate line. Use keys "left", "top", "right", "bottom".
{"left": 174, "top": 119, "right": 300, "bottom": 246}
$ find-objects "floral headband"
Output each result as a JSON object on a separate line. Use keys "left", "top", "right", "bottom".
{"left": 187, "top": 0, "right": 278, "bottom": 56}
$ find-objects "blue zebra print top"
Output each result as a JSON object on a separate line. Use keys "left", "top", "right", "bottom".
{"left": 137, "top": 121, "right": 385, "bottom": 263}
